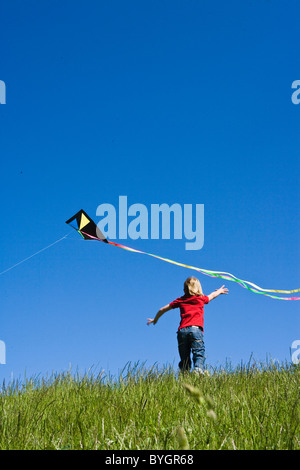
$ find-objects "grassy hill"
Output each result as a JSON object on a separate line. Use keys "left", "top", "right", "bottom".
{"left": 0, "top": 362, "right": 299, "bottom": 450}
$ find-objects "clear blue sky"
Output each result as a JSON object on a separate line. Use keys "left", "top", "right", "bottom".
{"left": 1, "top": 0, "right": 299, "bottom": 383}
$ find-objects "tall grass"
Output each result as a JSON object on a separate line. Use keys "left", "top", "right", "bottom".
{"left": 0, "top": 361, "right": 299, "bottom": 450}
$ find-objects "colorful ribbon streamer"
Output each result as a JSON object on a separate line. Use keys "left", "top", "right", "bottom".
{"left": 81, "top": 231, "right": 300, "bottom": 301}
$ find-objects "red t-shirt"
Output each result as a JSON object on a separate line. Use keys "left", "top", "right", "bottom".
{"left": 169, "top": 294, "right": 210, "bottom": 331}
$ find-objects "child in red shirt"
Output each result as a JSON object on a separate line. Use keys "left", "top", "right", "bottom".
{"left": 147, "top": 277, "right": 228, "bottom": 374}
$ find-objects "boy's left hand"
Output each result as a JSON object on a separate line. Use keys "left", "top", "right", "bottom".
{"left": 218, "top": 285, "right": 229, "bottom": 294}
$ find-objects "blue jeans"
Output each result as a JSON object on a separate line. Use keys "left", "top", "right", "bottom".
{"left": 177, "top": 326, "right": 205, "bottom": 373}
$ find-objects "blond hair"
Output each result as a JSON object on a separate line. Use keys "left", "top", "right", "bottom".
{"left": 183, "top": 277, "right": 203, "bottom": 296}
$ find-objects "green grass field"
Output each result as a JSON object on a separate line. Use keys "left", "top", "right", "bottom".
{"left": 0, "top": 362, "right": 299, "bottom": 450}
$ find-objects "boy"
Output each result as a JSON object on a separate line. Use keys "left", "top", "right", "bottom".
{"left": 147, "top": 277, "right": 228, "bottom": 374}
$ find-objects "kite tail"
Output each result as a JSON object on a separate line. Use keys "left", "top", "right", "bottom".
{"left": 80, "top": 231, "right": 300, "bottom": 301}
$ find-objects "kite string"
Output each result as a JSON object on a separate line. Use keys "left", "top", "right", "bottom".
{"left": 0, "top": 234, "right": 70, "bottom": 277}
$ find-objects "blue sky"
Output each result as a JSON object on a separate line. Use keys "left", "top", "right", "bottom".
{"left": 1, "top": 0, "right": 299, "bottom": 383}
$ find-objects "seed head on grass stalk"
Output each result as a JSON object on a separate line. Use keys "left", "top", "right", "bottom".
{"left": 183, "top": 383, "right": 205, "bottom": 405}
{"left": 176, "top": 426, "right": 189, "bottom": 450}
{"left": 183, "top": 383, "right": 217, "bottom": 420}
{"left": 206, "top": 409, "right": 217, "bottom": 421}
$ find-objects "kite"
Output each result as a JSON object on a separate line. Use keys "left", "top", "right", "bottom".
{"left": 65, "top": 209, "right": 108, "bottom": 242}
{"left": 66, "top": 209, "right": 300, "bottom": 301}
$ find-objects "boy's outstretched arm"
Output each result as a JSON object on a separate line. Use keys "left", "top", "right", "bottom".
{"left": 147, "top": 304, "right": 172, "bottom": 326}
{"left": 208, "top": 285, "right": 229, "bottom": 301}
